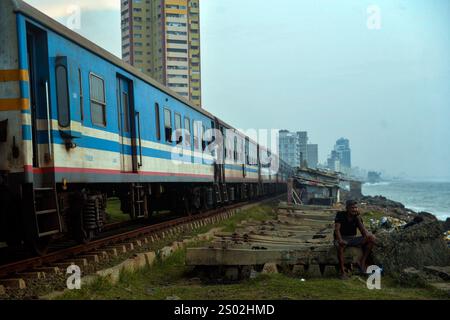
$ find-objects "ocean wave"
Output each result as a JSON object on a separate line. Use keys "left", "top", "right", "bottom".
{"left": 363, "top": 182, "right": 391, "bottom": 187}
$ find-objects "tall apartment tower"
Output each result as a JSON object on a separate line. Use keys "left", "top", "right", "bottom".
{"left": 121, "top": 0, "right": 202, "bottom": 107}
{"left": 307, "top": 144, "right": 318, "bottom": 169}
{"left": 334, "top": 138, "right": 351, "bottom": 169}
{"left": 278, "top": 130, "right": 301, "bottom": 168}
{"left": 297, "top": 131, "right": 308, "bottom": 166}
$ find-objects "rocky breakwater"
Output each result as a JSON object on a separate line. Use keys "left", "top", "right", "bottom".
{"left": 372, "top": 220, "right": 450, "bottom": 273}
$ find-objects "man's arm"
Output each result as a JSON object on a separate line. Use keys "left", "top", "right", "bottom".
{"left": 334, "top": 223, "right": 346, "bottom": 246}
{"left": 356, "top": 216, "right": 370, "bottom": 238}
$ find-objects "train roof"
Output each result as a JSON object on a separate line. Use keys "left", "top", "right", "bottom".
{"left": 10, "top": 0, "right": 287, "bottom": 167}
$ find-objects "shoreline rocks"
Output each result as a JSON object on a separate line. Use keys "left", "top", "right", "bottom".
{"left": 372, "top": 221, "right": 450, "bottom": 274}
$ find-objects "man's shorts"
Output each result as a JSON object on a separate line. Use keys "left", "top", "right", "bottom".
{"left": 334, "top": 236, "right": 365, "bottom": 247}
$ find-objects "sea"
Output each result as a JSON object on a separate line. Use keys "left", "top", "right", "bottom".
{"left": 362, "top": 181, "right": 450, "bottom": 221}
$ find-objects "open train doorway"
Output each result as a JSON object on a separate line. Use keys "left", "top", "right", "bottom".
{"left": 26, "top": 23, "right": 51, "bottom": 168}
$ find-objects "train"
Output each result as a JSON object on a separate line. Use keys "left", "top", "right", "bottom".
{"left": 0, "top": 0, "right": 293, "bottom": 254}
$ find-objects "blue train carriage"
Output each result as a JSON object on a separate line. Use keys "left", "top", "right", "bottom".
{"left": 0, "top": 0, "right": 290, "bottom": 253}
{"left": 215, "top": 119, "right": 264, "bottom": 202}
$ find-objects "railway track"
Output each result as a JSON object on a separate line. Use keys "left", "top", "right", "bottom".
{"left": 0, "top": 195, "right": 281, "bottom": 294}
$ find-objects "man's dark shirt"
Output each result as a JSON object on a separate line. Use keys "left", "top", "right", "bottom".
{"left": 334, "top": 211, "right": 361, "bottom": 237}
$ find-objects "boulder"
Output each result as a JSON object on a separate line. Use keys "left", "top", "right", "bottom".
{"left": 373, "top": 221, "right": 450, "bottom": 274}
{"left": 444, "top": 218, "right": 450, "bottom": 231}
{"left": 396, "top": 268, "right": 428, "bottom": 287}
{"left": 417, "top": 211, "right": 438, "bottom": 222}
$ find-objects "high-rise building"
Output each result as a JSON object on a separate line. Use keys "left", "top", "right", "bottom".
{"left": 278, "top": 130, "right": 315, "bottom": 168}
{"left": 278, "top": 130, "right": 300, "bottom": 168}
{"left": 334, "top": 138, "right": 351, "bottom": 169}
{"left": 307, "top": 144, "right": 318, "bottom": 169}
{"left": 327, "top": 138, "right": 351, "bottom": 173}
{"left": 121, "top": 0, "right": 202, "bottom": 107}
{"left": 297, "top": 131, "right": 308, "bottom": 165}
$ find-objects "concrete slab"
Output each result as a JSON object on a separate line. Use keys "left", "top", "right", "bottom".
{"left": 429, "top": 282, "right": 450, "bottom": 294}
{"left": 0, "top": 278, "right": 26, "bottom": 289}
{"left": 159, "top": 246, "right": 173, "bottom": 260}
{"left": 262, "top": 263, "right": 279, "bottom": 274}
{"left": 305, "top": 264, "right": 322, "bottom": 278}
{"left": 16, "top": 271, "right": 46, "bottom": 280}
{"left": 124, "top": 243, "right": 135, "bottom": 251}
{"left": 79, "top": 254, "right": 99, "bottom": 263}
{"left": 143, "top": 252, "right": 156, "bottom": 266}
{"left": 106, "top": 245, "right": 127, "bottom": 254}
{"left": 33, "top": 266, "right": 61, "bottom": 274}
{"left": 96, "top": 267, "right": 121, "bottom": 284}
{"left": 89, "top": 251, "right": 110, "bottom": 260}
{"left": 424, "top": 266, "right": 450, "bottom": 281}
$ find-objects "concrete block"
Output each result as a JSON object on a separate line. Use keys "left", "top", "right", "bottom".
{"left": 33, "top": 266, "right": 61, "bottom": 274}
{"left": 143, "top": 251, "right": 156, "bottom": 266}
{"left": 89, "top": 251, "right": 110, "bottom": 260}
{"left": 0, "top": 285, "right": 5, "bottom": 295}
{"left": 121, "top": 259, "right": 136, "bottom": 273}
{"left": 262, "top": 263, "right": 279, "bottom": 274}
{"left": 131, "top": 253, "right": 147, "bottom": 270}
{"left": 81, "top": 275, "right": 99, "bottom": 286}
{"left": 104, "top": 248, "right": 118, "bottom": 257}
{"left": 159, "top": 246, "right": 173, "bottom": 260}
{"left": 424, "top": 266, "right": 450, "bottom": 281}
{"left": 106, "top": 245, "right": 127, "bottom": 254}
{"left": 224, "top": 267, "right": 239, "bottom": 281}
{"left": 124, "top": 243, "right": 134, "bottom": 251}
{"left": 70, "top": 258, "right": 88, "bottom": 267}
{"left": 134, "top": 239, "right": 142, "bottom": 247}
{"left": 16, "top": 271, "right": 46, "bottom": 280}
{"left": 0, "top": 278, "right": 26, "bottom": 289}
{"left": 96, "top": 267, "right": 121, "bottom": 285}
{"left": 52, "top": 262, "right": 84, "bottom": 271}
{"left": 305, "top": 264, "right": 322, "bottom": 278}
{"left": 79, "top": 255, "right": 99, "bottom": 263}
{"left": 171, "top": 241, "right": 184, "bottom": 251}
{"left": 322, "top": 265, "right": 339, "bottom": 277}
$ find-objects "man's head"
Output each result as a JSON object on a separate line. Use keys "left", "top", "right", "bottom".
{"left": 346, "top": 200, "right": 359, "bottom": 216}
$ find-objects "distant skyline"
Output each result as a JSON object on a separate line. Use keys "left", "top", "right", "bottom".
{"left": 26, "top": 0, "right": 450, "bottom": 181}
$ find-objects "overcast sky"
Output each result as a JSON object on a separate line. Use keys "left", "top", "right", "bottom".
{"left": 26, "top": 0, "right": 450, "bottom": 181}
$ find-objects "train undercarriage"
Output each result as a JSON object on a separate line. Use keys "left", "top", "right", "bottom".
{"left": 0, "top": 181, "right": 286, "bottom": 255}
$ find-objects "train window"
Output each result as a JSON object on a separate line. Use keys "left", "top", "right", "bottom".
{"left": 193, "top": 121, "right": 199, "bottom": 150}
{"left": 233, "top": 137, "right": 238, "bottom": 162}
{"left": 174, "top": 113, "right": 182, "bottom": 144}
{"left": 78, "top": 68, "right": 83, "bottom": 122}
{"left": 164, "top": 108, "right": 172, "bottom": 143}
{"left": 184, "top": 117, "right": 191, "bottom": 147}
{"left": 245, "top": 138, "right": 250, "bottom": 165}
{"left": 122, "top": 92, "right": 130, "bottom": 132}
{"left": 202, "top": 125, "right": 206, "bottom": 150}
{"left": 155, "top": 103, "right": 161, "bottom": 141}
{"left": 90, "top": 73, "right": 106, "bottom": 126}
{"left": 56, "top": 65, "right": 70, "bottom": 127}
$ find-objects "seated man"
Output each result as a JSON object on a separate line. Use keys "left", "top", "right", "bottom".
{"left": 334, "top": 200, "right": 376, "bottom": 279}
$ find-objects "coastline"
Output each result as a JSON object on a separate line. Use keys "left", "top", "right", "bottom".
{"left": 362, "top": 180, "right": 450, "bottom": 221}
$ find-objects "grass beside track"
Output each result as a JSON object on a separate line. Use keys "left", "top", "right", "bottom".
{"left": 59, "top": 203, "right": 447, "bottom": 300}
{"left": 59, "top": 246, "right": 447, "bottom": 300}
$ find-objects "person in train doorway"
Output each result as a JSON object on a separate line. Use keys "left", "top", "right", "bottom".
{"left": 334, "top": 200, "right": 376, "bottom": 280}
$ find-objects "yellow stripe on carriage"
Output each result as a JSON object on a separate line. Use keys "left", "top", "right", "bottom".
{"left": 0, "top": 69, "right": 29, "bottom": 82}
{"left": 0, "top": 98, "right": 30, "bottom": 110}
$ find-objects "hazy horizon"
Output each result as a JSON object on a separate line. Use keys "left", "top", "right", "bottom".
{"left": 25, "top": 0, "right": 450, "bottom": 181}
